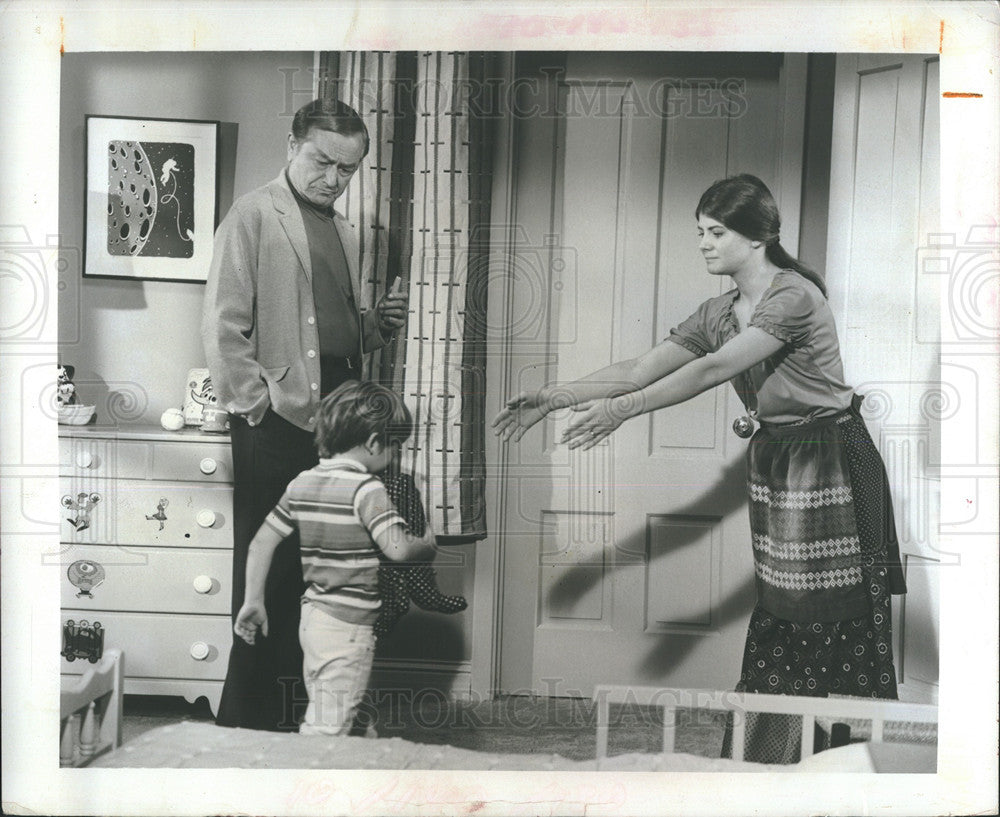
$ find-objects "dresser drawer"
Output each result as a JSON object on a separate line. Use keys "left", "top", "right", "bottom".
{"left": 60, "top": 478, "right": 232, "bottom": 549}
{"left": 61, "top": 612, "right": 232, "bottom": 681}
{"left": 61, "top": 545, "right": 231, "bottom": 615}
{"left": 59, "top": 436, "right": 233, "bottom": 483}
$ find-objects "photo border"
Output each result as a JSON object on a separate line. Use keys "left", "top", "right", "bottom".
{"left": 1, "top": 2, "right": 997, "bottom": 816}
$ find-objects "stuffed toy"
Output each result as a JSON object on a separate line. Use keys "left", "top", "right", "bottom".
{"left": 375, "top": 472, "right": 467, "bottom": 637}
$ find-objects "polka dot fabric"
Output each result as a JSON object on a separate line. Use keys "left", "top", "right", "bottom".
{"left": 739, "top": 597, "right": 898, "bottom": 702}
{"left": 374, "top": 473, "right": 468, "bottom": 638}
{"left": 722, "top": 408, "right": 903, "bottom": 764}
{"left": 839, "top": 408, "right": 907, "bottom": 593}
{"left": 723, "top": 578, "right": 898, "bottom": 763}
{"left": 381, "top": 472, "right": 427, "bottom": 537}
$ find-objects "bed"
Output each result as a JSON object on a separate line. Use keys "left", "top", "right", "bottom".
{"left": 593, "top": 684, "right": 938, "bottom": 773}
{"left": 64, "top": 652, "right": 937, "bottom": 772}
{"left": 89, "top": 722, "right": 930, "bottom": 772}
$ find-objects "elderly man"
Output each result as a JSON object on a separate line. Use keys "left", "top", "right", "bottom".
{"left": 202, "top": 98, "right": 407, "bottom": 731}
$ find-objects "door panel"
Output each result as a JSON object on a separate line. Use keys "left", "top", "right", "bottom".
{"left": 500, "top": 53, "right": 801, "bottom": 696}
{"left": 646, "top": 514, "right": 721, "bottom": 629}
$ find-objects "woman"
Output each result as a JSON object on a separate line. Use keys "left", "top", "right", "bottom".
{"left": 493, "top": 174, "right": 906, "bottom": 764}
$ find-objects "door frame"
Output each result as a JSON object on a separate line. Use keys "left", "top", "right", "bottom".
{"left": 470, "top": 52, "right": 519, "bottom": 699}
{"left": 472, "top": 52, "right": 808, "bottom": 699}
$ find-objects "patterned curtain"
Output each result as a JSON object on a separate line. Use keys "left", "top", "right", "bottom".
{"left": 318, "top": 51, "right": 396, "bottom": 369}
{"left": 322, "top": 52, "right": 492, "bottom": 542}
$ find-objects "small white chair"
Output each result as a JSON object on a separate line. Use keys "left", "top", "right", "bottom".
{"left": 60, "top": 649, "right": 124, "bottom": 767}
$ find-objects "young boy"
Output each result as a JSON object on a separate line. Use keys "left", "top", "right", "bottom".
{"left": 234, "top": 380, "right": 434, "bottom": 735}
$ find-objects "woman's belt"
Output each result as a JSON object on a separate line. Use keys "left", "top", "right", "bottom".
{"left": 755, "top": 393, "right": 864, "bottom": 437}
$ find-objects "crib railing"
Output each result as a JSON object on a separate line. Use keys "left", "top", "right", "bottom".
{"left": 60, "top": 649, "right": 123, "bottom": 767}
{"left": 592, "top": 685, "right": 938, "bottom": 762}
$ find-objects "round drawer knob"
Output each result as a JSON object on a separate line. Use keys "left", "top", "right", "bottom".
{"left": 76, "top": 451, "right": 94, "bottom": 469}
{"left": 189, "top": 641, "right": 210, "bottom": 661}
{"left": 199, "top": 457, "right": 217, "bottom": 475}
{"left": 196, "top": 509, "right": 217, "bottom": 528}
{"left": 192, "top": 575, "right": 213, "bottom": 594}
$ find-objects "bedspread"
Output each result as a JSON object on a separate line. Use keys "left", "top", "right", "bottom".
{"left": 90, "top": 721, "right": 922, "bottom": 771}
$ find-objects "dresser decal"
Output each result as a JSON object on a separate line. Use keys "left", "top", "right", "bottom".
{"left": 145, "top": 497, "right": 169, "bottom": 530}
{"left": 67, "top": 559, "right": 106, "bottom": 598}
{"left": 62, "top": 492, "right": 101, "bottom": 532}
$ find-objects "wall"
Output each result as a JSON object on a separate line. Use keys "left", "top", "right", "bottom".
{"left": 59, "top": 51, "right": 314, "bottom": 423}
{"left": 798, "top": 53, "right": 836, "bottom": 274}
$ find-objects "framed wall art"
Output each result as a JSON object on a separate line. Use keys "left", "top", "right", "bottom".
{"left": 84, "top": 115, "right": 219, "bottom": 282}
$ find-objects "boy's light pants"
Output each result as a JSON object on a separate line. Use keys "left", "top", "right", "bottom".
{"left": 298, "top": 602, "right": 376, "bottom": 735}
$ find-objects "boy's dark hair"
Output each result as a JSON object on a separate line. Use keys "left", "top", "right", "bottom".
{"left": 315, "top": 380, "right": 412, "bottom": 457}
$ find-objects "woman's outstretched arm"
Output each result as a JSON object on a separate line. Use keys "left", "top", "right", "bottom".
{"left": 492, "top": 340, "right": 700, "bottom": 442}
{"left": 562, "top": 327, "right": 785, "bottom": 449}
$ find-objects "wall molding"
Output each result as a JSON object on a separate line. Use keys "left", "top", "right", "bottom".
{"left": 370, "top": 657, "right": 474, "bottom": 700}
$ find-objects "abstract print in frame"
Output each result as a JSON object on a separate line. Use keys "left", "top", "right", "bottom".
{"left": 84, "top": 115, "right": 219, "bottom": 282}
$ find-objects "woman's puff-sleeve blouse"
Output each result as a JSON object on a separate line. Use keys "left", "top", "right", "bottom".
{"left": 667, "top": 271, "right": 854, "bottom": 424}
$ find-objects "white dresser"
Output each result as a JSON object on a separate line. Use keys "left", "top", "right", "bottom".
{"left": 59, "top": 425, "right": 234, "bottom": 714}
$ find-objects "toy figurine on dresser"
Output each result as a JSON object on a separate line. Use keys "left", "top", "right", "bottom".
{"left": 57, "top": 364, "right": 77, "bottom": 407}
{"left": 56, "top": 364, "right": 96, "bottom": 426}
{"left": 160, "top": 369, "right": 229, "bottom": 433}
{"left": 184, "top": 368, "right": 230, "bottom": 433}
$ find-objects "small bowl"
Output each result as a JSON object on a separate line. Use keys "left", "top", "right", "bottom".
{"left": 58, "top": 404, "right": 96, "bottom": 425}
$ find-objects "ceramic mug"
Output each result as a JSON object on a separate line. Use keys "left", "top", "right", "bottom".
{"left": 201, "top": 406, "right": 230, "bottom": 434}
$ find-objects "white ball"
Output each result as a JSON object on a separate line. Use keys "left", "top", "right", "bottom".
{"left": 160, "top": 407, "right": 185, "bottom": 431}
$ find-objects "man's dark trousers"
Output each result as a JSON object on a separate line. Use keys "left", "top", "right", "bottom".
{"left": 216, "top": 360, "right": 357, "bottom": 730}
{"left": 215, "top": 409, "right": 317, "bottom": 731}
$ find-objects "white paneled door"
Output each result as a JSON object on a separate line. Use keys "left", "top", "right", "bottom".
{"left": 827, "top": 54, "right": 941, "bottom": 703}
{"left": 498, "top": 53, "right": 807, "bottom": 696}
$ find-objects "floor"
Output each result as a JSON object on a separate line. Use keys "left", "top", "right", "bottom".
{"left": 122, "top": 694, "right": 728, "bottom": 761}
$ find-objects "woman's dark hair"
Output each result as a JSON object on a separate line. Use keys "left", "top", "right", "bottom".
{"left": 315, "top": 380, "right": 412, "bottom": 457}
{"left": 291, "top": 98, "right": 370, "bottom": 157}
{"left": 696, "top": 173, "right": 827, "bottom": 297}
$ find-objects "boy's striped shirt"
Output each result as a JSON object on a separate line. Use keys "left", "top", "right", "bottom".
{"left": 263, "top": 458, "right": 407, "bottom": 625}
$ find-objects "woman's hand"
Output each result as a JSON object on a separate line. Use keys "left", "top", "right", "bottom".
{"left": 492, "top": 390, "right": 549, "bottom": 443}
{"left": 561, "top": 396, "right": 633, "bottom": 450}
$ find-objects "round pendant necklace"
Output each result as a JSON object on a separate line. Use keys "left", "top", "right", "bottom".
{"left": 733, "top": 368, "right": 758, "bottom": 438}
{"left": 729, "top": 295, "right": 760, "bottom": 439}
